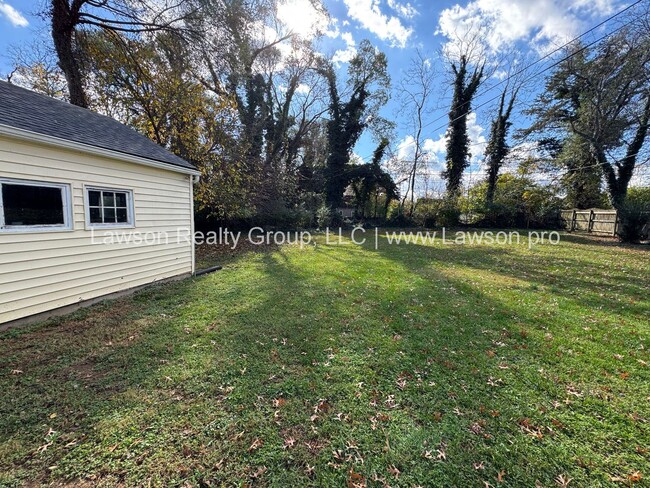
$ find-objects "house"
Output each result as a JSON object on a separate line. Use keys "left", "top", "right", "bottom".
{"left": 0, "top": 81, "right": 200, "bottom": 326}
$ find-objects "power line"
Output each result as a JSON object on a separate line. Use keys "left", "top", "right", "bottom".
{"left": 409, "top": 0, "right": 647, "bottom": 139}
{"left": 389, "top": 151, "right": 650, "bottom": 182}
{"left": 359, "top": 0, "right": 646, "bottom": 164}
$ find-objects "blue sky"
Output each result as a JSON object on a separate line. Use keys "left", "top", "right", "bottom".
{"left": 316, "top": 0, "right": 629, "bottom": 192}
{"left": 0, "top": 0, "right": 638, "bottom": 193}
{"left": 0, "top": 1, "right": 42, "bottom": 58}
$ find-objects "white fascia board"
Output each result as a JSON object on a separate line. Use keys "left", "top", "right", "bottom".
{"left": 0, "top": 123, "right": 201, "bottom": 177}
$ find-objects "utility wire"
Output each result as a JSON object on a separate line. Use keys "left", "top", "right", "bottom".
{"left": 357, "top": 0, "right": 646, "bottom": 164}
{"left": 405, "top": 0, "right": 647, "bottom": 140}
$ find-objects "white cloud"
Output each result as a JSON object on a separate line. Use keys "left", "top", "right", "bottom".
{"left": 466, "top": 112, "right": 487, "bottom": 157}
{"left": 277, "top": 0, "right": 330, "bottom": 39}
{"left": 389, "top": 112, "right": 488, "bottom": 195}
{"left": 342, "top": 0, "right": 413, "bottom": 48}
{"left": 333, "top": 31, "right": 357, "bottom": 64}
{"left": 0, "top": 1, "right": 28, "bottom": 27}
{"left": 394, "top": 112, "right": 486, "bottom": 164}
{"left": 387, "top": 0, "right": 418, "bottom": 20}
{"left": 296, "top": 83, "right": 311, "bottom": 94}
{"left": 324, "top": 18, "right": 341, "bottom": 38}
{"left": 437, "top": 0, "right": 616, "bottom": 53}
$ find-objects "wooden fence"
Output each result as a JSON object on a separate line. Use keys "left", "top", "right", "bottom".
{"left": 560, "top": 209, "right": 620, "bottom": 236}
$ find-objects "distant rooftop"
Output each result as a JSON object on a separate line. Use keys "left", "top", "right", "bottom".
{"left": 0, "top": 81, "right": 195, "bottom": 171}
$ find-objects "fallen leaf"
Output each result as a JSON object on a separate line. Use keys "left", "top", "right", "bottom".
{"left": 248, "top": 438, "right": 263, "bottom": 452}
{"left": 387, "top": 465, "right": 400, "bottom": 479}
{"left": 348, "top": 468, "right": 366, "bottom": 488}
{"left": 628, "top": 471, "right": 643, "bottom": 483}
{"left": 272, "top": 398, "right": 287, "bottom": 408}
{"left": 555, "top": 474, "right": 572, "bottom": 487}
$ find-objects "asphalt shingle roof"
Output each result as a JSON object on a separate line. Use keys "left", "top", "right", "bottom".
{"left": 0, "top": 80, "right": 196, "bottom": 171}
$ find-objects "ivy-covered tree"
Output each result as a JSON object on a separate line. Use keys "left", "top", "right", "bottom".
{"left": 484, "top": 86, "right": 518, "bottom": 204}
{"left": 191, "top": 0, "right": 327, "bottom": 211}
{"left": 348, "top": 138, "right": 399, "bottom": 218}
{"left": 442, "top": 55, "right": 484, "bottom": 198}
{"left": 321, "top": 39, "right": 390, "bottom": 208}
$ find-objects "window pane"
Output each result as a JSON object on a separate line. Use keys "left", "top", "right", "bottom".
{"left": 89, "top": 207, "right": 102, "bottom": 223}
{"left": 115, "top": 192, "right": 127, "bottom": 207}
{"left": 116, "top": 208, "right": 128, "bottom": 223}
{"left": 2, "top": 184, "right": 64, "bottom": 226}
{"left": 103, "top": 207, "right": 116, "bottom": 222}
{"left": 88, "top": 190, "right": 101, "bottom": 207}
{"left": 103, "top": 192, "right": 115, "bottom": 207}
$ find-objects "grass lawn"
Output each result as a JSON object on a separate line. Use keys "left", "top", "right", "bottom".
{"left": 1, "top": 231, "right": 648, "bottom": 487}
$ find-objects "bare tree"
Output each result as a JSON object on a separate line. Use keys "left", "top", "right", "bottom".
{"left": 397, "top": 49, "right": 437, "bottom": 215}
{"left": 4, "top": 41, "right": 68, "bottom": 100}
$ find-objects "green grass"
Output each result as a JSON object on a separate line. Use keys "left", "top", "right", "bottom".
{"left": 1, "top": 231, "right": 648, "bottom": 487}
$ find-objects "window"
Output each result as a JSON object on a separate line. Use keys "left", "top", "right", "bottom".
{"left": 0, "top": 179, "right": 72, "bottom": 232}
{"left": 85, "top": 187, "right": 134, "bottom": 227}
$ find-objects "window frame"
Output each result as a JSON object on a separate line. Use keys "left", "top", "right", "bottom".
{"left": 0, "top": 177, "right": 73, "bottom": 233}
{"left": 83, "top": 185, "right": 135, "bottom": 229}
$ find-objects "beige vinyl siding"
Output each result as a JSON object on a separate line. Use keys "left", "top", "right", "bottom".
{"left": 0, "top": 135, "right": 194, "bottom": 323}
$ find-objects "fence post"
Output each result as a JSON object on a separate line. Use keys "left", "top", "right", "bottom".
{"left": 613, "top": 210, "right": 619, "bottom": 237}
{"left": 588, "top": 209, "right": 594, "bottom": 233}
{"left": 571, "top": 209, "right": 576, "bottom": 232}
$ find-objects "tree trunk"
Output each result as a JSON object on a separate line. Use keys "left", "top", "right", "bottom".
{"left": 598, "top": 95, "right": 650, "bottom": 210}
{"left": 51, "top": 0, "right": 88, "bottom": 108}
{"left": 485, "top": 167, "right": 498, "bottom": 204}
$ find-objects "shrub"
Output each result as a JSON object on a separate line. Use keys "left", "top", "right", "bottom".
{"left": 627, "top": 187, "right": 650, "bottom": 207}
{"left": 386, "top": 212, "right": 415, "bottom": 228}
{"left": 412, "top": 199, "right": 442, "bottom": 227}
{"left": 617, "top": 201, "right": 649, "bottom": 243}
{"left": 461, "top": 175, "right": 562, "bottom": 229}
{"left": 250, "top": 203, "right": 313, "bottom": 230}
{"left": 316, "top": 205, "right": 333, "bottom": 229}
{"left": 437, "top": 200, "right": 461, "bottom": 227}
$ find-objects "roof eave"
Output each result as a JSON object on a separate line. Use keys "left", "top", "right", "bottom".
{"left": 0, "top": 123, "right": 201, "bottom": 177}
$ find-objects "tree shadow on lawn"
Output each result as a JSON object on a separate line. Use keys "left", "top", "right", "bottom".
{"left": 369, "top": 232, "right": 649, "bottom": 318}
{"left": 283, "top": 239, "right": 649, "bottom": 486}
{"left": 361, "top": 233, "right": 649, "bottom": 380}
{"left": 0, "top": 238, "right": 648, "bottom": 487}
